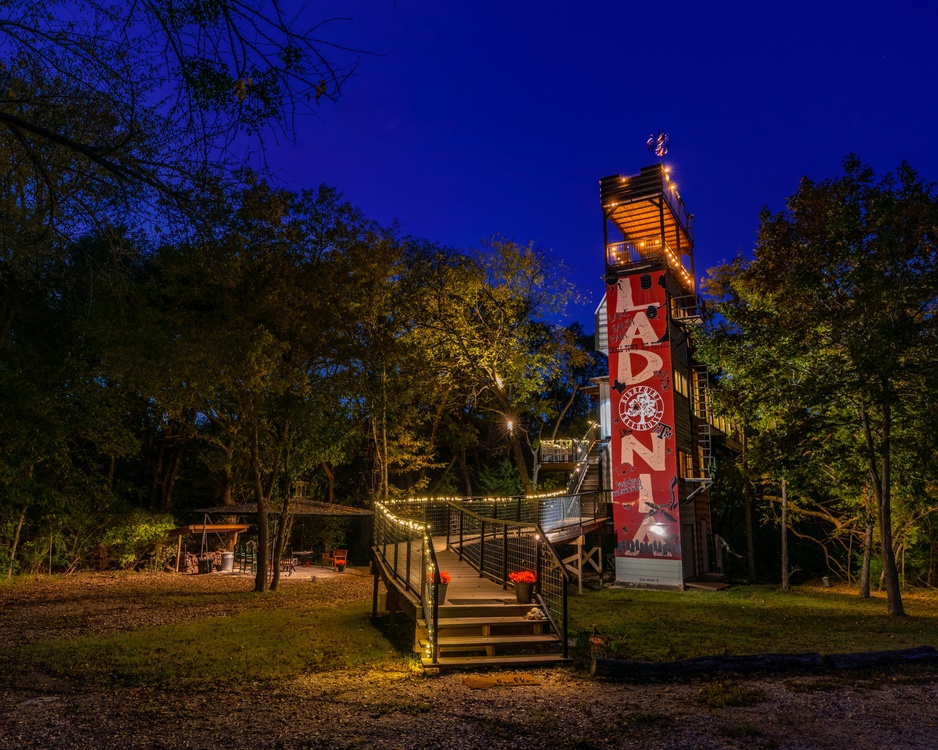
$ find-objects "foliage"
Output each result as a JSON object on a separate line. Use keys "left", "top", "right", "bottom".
{"left": 699, "top": 156, "right": 938, "bottom": 614}
{"left": 476, "top": 460, "right": 522, "bottom": 497}
{"left": 508, "top": 570, "right": 536, "bottom": 583}
{"left": 101, "top": 511, "right": 176, "bottom": 571}
{"left": 0, "top": 0, "right": 358, "bottom": 235}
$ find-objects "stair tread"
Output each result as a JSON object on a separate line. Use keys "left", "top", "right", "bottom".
{"left": 420, "top": 634, "right": 560, "bottom": 646}
{"left": 421, "top": 654, "right": 571, "bottom": 669}
{"left": 419, "top": 616, "right": 546, "bottom": 627}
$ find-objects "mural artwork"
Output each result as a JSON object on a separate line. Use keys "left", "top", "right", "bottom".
{"left": 606, "top": 271, "right": 681, "bottom": 560}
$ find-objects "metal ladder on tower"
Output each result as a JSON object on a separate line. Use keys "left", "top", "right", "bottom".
{"left": 693, "top": 365, "right": 714, "bottom": 482}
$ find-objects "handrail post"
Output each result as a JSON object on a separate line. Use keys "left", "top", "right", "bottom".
{"left": 405, "top": 536, "right": 412, "bottom": 593}
{"left": 502, "top": 524, "right": 509, "bottom": 588}
{"left": 535, "top": 536, "right": 542, "bottom": 598}
{"left": 431, "top": 580, "right": 439, "bottom": 665}
{"left": 445, "top": 502, "right": 451, "bottom": 550}
{"left": 479, "top": 520, "right": 486, "bottom": 578}
{"left": 562, "top": 577, "right": 569, "bottom": 658}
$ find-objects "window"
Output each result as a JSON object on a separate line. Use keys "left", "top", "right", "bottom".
{"left": 673, "top": 369, "right": 689, "bottom": 397}
{"left": 678, "top": 451, "right": 693, "bottom": 479}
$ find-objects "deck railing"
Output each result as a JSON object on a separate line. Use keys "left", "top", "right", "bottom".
{"left": 373, "top": 499, "right": 447, "bottom": 664}
{"left": 445, "top": 499, "right": 568, "bottom": 658}
{"left": 373, "top": 493, "right": 609, "bottom": 663}
{"left": 450, "top": 491, "right": 606, "bottom": 538}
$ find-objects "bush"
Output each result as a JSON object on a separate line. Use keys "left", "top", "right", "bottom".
{"left": 101, "top": 510, "right": 176, "bottom": 570}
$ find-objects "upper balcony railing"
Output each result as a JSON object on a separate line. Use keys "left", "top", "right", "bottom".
{"left": 605, "top": 237, "right": 694, "bottom": 291}
{"left": 539, "top": 438, "right": 589, "bottom": 465}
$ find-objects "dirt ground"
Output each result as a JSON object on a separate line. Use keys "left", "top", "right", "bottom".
{"left": 1, "top": 572, "right": 937, "bottom": 750}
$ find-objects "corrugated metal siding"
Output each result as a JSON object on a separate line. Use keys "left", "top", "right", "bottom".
{"left": 594, "top": 295, "right": 608, "bottom": 354}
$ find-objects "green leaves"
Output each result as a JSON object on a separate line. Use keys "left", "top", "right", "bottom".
{"left": 700, "top": 156, "right": 938, "bottom": 609}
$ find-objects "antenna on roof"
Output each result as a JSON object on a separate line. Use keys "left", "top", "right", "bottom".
{"left": 646, "top": 132, "right": 669, "bottom": 160}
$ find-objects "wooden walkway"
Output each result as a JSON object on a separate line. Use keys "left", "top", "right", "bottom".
{"left": 433, "top": 538, "right": 515, "bottom": 606}
{"left": 374, "top": 536, "right": 570, "bottom": 669}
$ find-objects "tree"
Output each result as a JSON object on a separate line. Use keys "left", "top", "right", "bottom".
{"left": 0, "top": 0, "right": 358, "bottom": 237}
{"left": 412, "top": 239, "right": 576, "bottom": 495}
{"left": 701, "top": 157, "right": 938, "bottom": 615}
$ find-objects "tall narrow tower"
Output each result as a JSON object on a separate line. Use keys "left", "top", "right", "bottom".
{"left": 597, "top": 164, "right": 711, "bottom": 588}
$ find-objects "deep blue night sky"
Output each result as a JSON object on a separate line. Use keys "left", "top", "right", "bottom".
{"left": 266, "top": 1, "right": 938, "bottom": 327}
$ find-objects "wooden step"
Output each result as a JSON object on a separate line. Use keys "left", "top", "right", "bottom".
{"left": 421, "top": 654, "right": 571, "bottom": 670}
{"left": 420, "top": 634, "right": 560, "bottom": 649}
{"left": 437, "top": 603, "right": 532, "bottom": 618}
{"left": 419, "top": 616, "right": 547, "bottom": 629}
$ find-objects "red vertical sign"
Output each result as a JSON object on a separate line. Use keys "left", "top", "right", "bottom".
{"left": 606, "top": 271, "right": 681, "bottom": 561}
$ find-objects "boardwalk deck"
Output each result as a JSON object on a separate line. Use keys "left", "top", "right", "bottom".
{"left": 433, "top": 541, "right": 514, "bottom": 605}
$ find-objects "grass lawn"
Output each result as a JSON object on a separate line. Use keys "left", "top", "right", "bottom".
{"left": 568, "top": 582, "right": 938, "bottom": 661}
{"left": 5, "top": 572, "right": 938, "bottom": 690}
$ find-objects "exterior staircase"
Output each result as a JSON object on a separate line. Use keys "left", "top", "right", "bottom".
{"left": 568, "top": 440, "right": 604, "bottom": 495}
{"left": 417, "top": 601, "right": 570, "bottom": 670}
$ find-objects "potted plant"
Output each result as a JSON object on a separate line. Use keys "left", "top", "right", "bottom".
{"left": 428, "top": 570, "right": 451, "bottom": 604}
{"left": 509, "top": 570, "right": 536, "bottom": 604}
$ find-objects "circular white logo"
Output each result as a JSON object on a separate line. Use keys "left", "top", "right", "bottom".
{"left": 618, "top": 385, "right": 664, "bottom": 431}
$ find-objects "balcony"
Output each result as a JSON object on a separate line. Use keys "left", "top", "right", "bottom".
{"left": 605, "top": 237, "right": 694, "bottom": 291}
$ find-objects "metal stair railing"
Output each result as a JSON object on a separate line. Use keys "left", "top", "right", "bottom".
{"left": 565, "top": 423, "right": 603, "bottom": 495}
{"left": 445, "top": 499, "right": 569, "bottom": 658}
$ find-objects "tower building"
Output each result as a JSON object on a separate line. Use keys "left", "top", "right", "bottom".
{"left": 595, "top": 164, "right": 715, "bottom": 588}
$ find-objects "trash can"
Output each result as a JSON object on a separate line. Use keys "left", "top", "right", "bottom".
{"left": 198, "top": 556, "right": 214, "bottom": 574}
{"left": 220, "top": 551, "right": 234, "bottom": 572}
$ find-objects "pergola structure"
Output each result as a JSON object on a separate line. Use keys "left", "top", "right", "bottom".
{"left": 168, "top": 523, "right": 250, "bottom": 572}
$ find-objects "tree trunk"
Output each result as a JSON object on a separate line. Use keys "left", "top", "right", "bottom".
{"left": 780, "top": 478, "right": 790, "bottom": 592}
{"left": 7, "top": 505, "right": 27, "bottom": 578}
{"left": 858, "top": 504, "right": 874, "bottom": 599}
{"left": 550, "top": 384, "right": 579, "bottom": 440}
{"left": 322, "top": 463, "right": 335, "bottom": 504}
{"left": 861, "top": 406, "right": 904, "bottom": 615}
{"left": 460, "top": 448, "right": 473, "bottom": 496}
{"left": 741, "top": 430, "right": 757, "bottom": 582}
{"left": 509, "top": 427, "right": 534, "bottom": 496}
{"left": 251, "top": 418, "right": 269, "bottom": 593}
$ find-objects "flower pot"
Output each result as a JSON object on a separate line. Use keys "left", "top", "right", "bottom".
{"left": 437, "top": 583, "right": 448, "bottom": 605}
{"left": 336, "top": 563, "right": 346, "bottom": 572}
{"left": 514, "top": 581, "right": 534, "bottom": 604}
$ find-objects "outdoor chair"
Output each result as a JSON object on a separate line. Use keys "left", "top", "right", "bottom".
{"left": 279, "top": 553, "right": 297, "bottom": 576}
{"left": 322, "top": 549, "right": 348, "bottom": 570}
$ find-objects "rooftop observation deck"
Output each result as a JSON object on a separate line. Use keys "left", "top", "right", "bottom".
{"left": 600, "top": 163, "right": 695, "bottom": 293}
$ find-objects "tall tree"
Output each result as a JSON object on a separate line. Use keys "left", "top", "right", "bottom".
{"left": 701, "top": 157, "right": 938, "bottom": 615}
{"left": 412, "top": 239, "right": 576, "bottom": 495}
